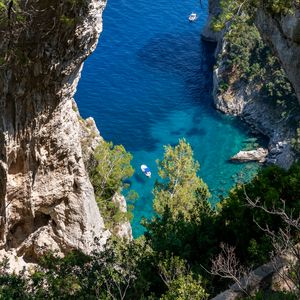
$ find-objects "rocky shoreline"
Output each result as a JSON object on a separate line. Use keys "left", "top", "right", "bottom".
{"left": 201, "top": 1, "right": 299, "bottom": 170}
{"left": 213, "top": 63, "right": 296, "bottom": 169}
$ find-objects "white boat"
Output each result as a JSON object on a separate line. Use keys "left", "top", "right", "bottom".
{"left": 141, "top": 165, "right": 151, "bottom": 178}
{"left": 188, "top": 12, "right": 197, "bottom": 22}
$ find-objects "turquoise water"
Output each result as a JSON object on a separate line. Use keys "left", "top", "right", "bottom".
{"left": 75, "top": 0, "right": 262, "bottom": 237}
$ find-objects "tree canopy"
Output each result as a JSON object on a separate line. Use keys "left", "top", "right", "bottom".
{"left": 153, "top": 139, "right": 210, "bottom": 220}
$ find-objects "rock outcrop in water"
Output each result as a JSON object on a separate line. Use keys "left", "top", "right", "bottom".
{"left": 0, "top": 0, "right": 112, "bottom": 266}
{"left": 230, "top": 148, "right": 268, "bottom": 163}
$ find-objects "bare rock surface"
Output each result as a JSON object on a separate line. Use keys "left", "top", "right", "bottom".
{"left": 112, "top": 194, "right": 133, "bottom": 240}
{"left": 0, "top": 0, "right": 109, "bottom": 264}
{"left": 230, "top": 148, "right": 268, "bottom": 163}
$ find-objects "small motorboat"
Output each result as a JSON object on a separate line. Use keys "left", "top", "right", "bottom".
{"left": 188, "top": 12, "right": 197, "bottom": 22}
{"left": 141, "top": 165, "right": 151, "bottom": 178}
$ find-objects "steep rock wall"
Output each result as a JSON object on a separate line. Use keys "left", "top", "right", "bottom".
{"left": 0, "top": 0, "right": 109, "bottom": 263}
{"left": 203, "top": 1, "right": 299, "bottom": 169}
{"left": 255, "top": 8, "right": 300, "bottom": 103}
{"left": 201, "top": 0, "right": 222, "bottom": 43}
{"left": 213, "top": 63, "right": 296, "bottom": 169}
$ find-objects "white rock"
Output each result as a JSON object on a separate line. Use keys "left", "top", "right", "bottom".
{"left": 0, "top": 0, "right": 111, "bottom": 267}
{"left": 230, "top": 148, "right": 268, "bottom": 163}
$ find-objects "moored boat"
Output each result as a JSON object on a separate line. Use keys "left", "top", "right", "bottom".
{"left": 141, "top": 164, "right": 151, "bottom": 178}
{"left": 188, "top": 12, "right": 197, "bottom": 22}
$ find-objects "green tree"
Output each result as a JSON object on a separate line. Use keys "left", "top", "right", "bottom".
{"left": 216, "top": 163, "right": 300, "bottom": 267}
{"left": 158, "top": 255, "right": 209, "bottom": 300}
{"left": 89, "top": 140, "right": 135, "bottom": 230}
{"left": 153, "top": 139, "right": 210, "bottom": 219}
{"left": 90, "top": 141, "right": 134, "bottom": 200}
{"left": 144, "top": 140, "right": 217, "bottom": 289}
{"left": 4, "top": 238, "right": 152, "bottom": 300}
{"left": 160, "top": 273, "right": 208, "bottom": 300}
{"left": 212, "top": 0, "right": 299, "bottom": 32}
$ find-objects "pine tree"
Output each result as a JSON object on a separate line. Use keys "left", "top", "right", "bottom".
{"left": 153, "top": 139, "right": 210, "bottom": 220}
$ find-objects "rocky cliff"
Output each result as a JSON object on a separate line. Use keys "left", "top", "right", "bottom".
{"left": 255, "top": 8, "right": 300, "bottom": 103}
{"left": 213, "top": 59, "right": 297, "bottom": 169}
{"left": 202, "top": 2, "right": 300, "bottom": 169}
{"left": 201, "top": 0, "right": 222, "bottom": 43}
{"left": 0, "top": 0, "right": 110, "bottom": 265}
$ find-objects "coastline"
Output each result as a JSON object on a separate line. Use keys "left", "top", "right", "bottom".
{"left": 201, "top": 0, "right": 299, "bottom": 170}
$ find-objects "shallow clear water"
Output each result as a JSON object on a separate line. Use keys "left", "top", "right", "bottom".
{"left": 75, "top": 0, "right": 262, "bottom": 237}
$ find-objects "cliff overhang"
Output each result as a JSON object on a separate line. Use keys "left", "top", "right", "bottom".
{"left": 0, "top": 0, "right": 110, "bottom": 267}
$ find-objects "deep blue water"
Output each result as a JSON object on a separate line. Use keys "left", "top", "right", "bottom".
{"left": 75, "top": 0, "right": 261, "bottom": 237}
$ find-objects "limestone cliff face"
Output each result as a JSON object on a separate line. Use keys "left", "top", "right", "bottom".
{"left": 255, "top": 8, "right": 300, "bottom": 103}
{"left": 0, "top": 0, "right": 109, "bottom": 263}
{"left": 201, "top": 0, "right": 222, "bottom": 43}
{"left": 203, "top": 1, "right": 299, "bottom": 169}
{"left": 213, "top": 58, "right": 296, "bottom": 169}
{"left": 112, "top": 194, "right": 133, "bottom": 240}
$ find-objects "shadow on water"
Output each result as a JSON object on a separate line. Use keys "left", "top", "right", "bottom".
{"left": 111, "top": 32, "right": 219, "bottom": 153}
{"left": 136, "top": 31, "right": 259, "bottom": 138}
{"left": 123, "top": 179, "right": 132, "bottom": 187}
{"left": 133, "top": 137, "right": 161, "bottom": 153}
{"left": 171, "top": 129, "right": 185, "bottom": 135}
{"left": 136, "top": 32, "right": 252, "bottom": 119}
{"left": 186, "top": 127, "right": 207, "bottom": 137}
{"left": 134, "top": 173, "right": 148, "bottom": 184}
{"left": 137, "top": 31, "right": 216, "bottom": 104}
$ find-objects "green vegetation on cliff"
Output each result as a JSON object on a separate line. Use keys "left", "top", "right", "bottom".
{"left": 217, "top": 14, "right": 297, "bottom": 115}
{"left": 1, "top": 140, "right": 300, "bottom": 299}
{"left": 89, "top": 140, "right": 136, "bottom": 231}
{"left": 212, "top": 0, "right": 300, "bottom": 31}
{"left": 215, "top": 8, "right": 300, "bottom": 157}
{"left": 0, "top": 0, "right": 88, "bottom": 67}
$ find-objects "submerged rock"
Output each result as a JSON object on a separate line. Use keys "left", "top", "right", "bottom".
{"left": 230, "top": 148, "right": 268, "bottom": 163}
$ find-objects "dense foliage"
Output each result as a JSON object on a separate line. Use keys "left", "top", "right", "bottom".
{"left": 212, "top": 0, "right": 300, "bottom": 31}
{"left": 0, "top": 1, "right": 299, "bottom": 298}
{"left": 217, "top": 163, "right": 300, "bottom": 266}
{"left": 89, "top": 140, "right": 135, "bottom": 231}
{"left": 217, "top": 14, "right": 297, "bottom": 115}
{"left": 2, "top": 140, "right": 300, "bottom": 299}
{"left": 153, "top": 139, "right": 210, "bottom": 219}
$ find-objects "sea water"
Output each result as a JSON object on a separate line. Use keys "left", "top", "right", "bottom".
{"left": 75, "top": 0, "right": 263, "bottom": 237}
